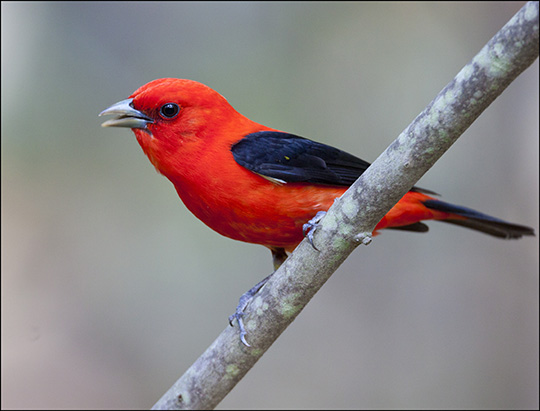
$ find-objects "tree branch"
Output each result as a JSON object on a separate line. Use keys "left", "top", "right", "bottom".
{"left": 151, "top": 2, "right": 539, "bottom": 409}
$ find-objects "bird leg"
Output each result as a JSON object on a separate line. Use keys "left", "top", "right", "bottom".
{"left": 271, "top": 247, "right": 288, "bottom": 270}
{"left": 229, "top": 247, "right": 288, "bottom": 346}
{"left": 229, "top": 210, "right": 325, "bottom": 346}
{"left": 302, "top": 211, "right": 326, "bottom": 250}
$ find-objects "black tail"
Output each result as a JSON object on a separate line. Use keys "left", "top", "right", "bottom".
{"left": 422, "top": 199, "right": 535, "bottom": 239}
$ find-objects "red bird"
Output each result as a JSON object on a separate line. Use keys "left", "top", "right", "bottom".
{"left": 100, "top": 78, "right": 534, "bottom": 344}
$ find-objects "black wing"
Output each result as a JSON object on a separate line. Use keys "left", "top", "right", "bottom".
{"left": 231, "top": 131, "right": 371, "bottom": 186}
{"left": 232, "top": 131, "right": 435, "bottom": 195}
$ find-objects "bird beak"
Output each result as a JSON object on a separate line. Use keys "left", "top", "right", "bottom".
{"left": 99, "top": 98, "right": 153, "bottom": 130}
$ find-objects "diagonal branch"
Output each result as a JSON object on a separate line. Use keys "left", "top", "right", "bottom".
{"left": 151, "top": 2, "right": 539, "bottom": 410}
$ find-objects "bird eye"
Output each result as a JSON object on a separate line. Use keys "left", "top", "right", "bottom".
{"left": 159, "top": 103, "right": 180, "bottom": 119}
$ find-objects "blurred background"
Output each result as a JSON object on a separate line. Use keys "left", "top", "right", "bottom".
{"left": 2, "top": 2, "right": 538, "bottom": 409}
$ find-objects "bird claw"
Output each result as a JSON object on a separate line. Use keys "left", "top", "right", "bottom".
{"left": 303, "top": 211, "right": 327, "bottom": 251}
{"left": 229, "top": 312, "right": 250, "bottom": 347}
{"left": 229, "top": 273, "right": 273, "bottom": 347}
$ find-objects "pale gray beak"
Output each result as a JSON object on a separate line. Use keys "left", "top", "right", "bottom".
{"left": 99, "top": 98, "right": 153, "bottom": 130}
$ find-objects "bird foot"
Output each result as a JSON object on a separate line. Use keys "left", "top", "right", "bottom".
{"left": 229, "top": 273, "right": 273, "bottom": 347}
{"left": 302, "top": 211, "right": 327, "bottom": 250}
{"left": 228, "top": 311, "right": 250, "bottom": 347}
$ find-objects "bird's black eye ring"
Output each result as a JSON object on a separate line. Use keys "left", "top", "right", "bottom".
{"left": 159, "top": 103, "right": 180, "bottom": 119}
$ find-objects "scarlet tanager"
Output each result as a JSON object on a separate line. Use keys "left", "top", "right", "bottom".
{"left": 100, "top": 78, "right": 534, "bottom": 344}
